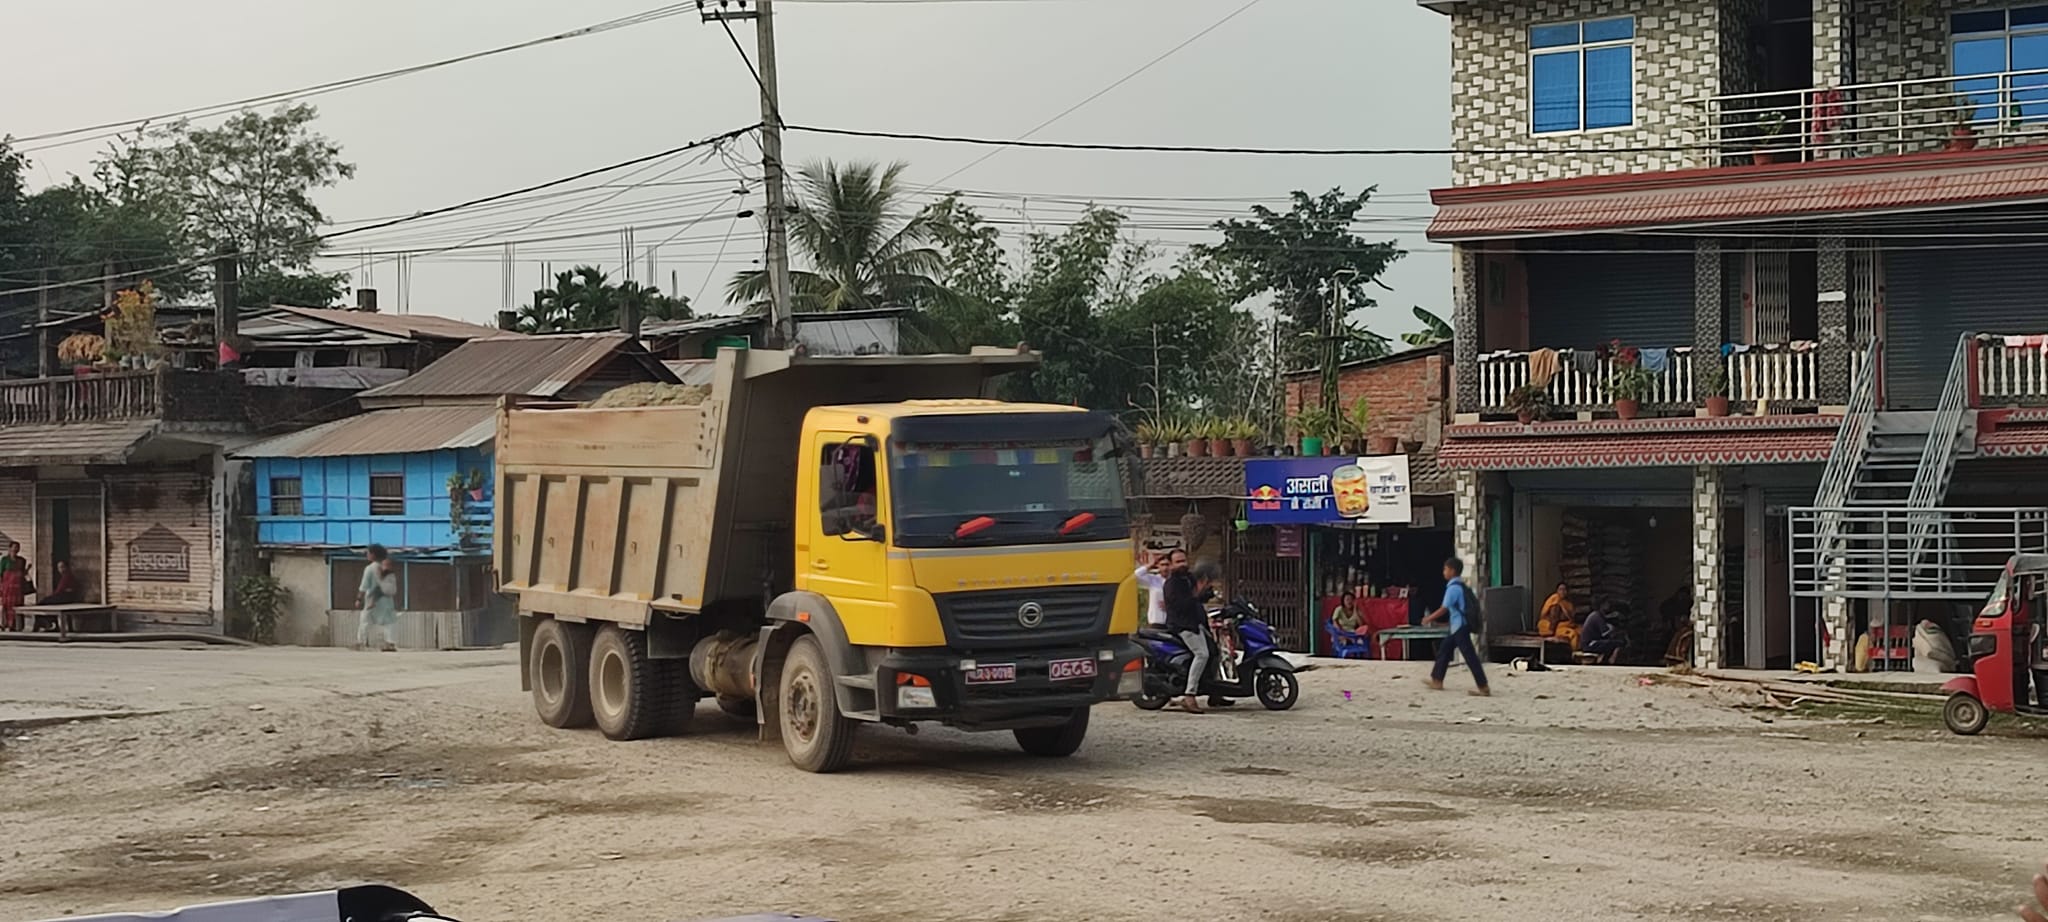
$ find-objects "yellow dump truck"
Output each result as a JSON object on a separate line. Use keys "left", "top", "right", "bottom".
{"left": 497, "top": 347, "right": 1143, "bottom": 772}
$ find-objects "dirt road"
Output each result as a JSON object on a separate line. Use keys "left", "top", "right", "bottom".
{"left": 0, "top": 644, "right": 2041, "bottom": 922}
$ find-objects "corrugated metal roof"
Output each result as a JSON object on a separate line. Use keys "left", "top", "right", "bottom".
{"left": 266, "top": 306, "right": 508, "bottom": 341}
{"left": 662, "top": 359, "right": 717, "bottom": 387}
{"left": 232, "top": 405, "right": 497, "bottom": 459}
{"left": 1428, "top": 148, "right": 2048, "bottom": 240}
{"left": 0, "top": 422, "right": 156, "bottom": 464}
{"left": 359, "top": 333, "right": 659, "bottom": 399}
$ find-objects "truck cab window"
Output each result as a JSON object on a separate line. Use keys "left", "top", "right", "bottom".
{"left": 819, "top": 441, "right": 879, "bottom": 538}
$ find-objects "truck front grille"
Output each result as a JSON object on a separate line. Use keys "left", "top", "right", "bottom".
{"left": 932, "top": 585, "right": 1114, "bottom": 650}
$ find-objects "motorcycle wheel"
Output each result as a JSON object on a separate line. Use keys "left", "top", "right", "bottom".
{"left": 1133, "top": 665, "right": 1174, "bottom": 710}
{"left": 1255, "top": 668, "right": 1300, "bottom": 711}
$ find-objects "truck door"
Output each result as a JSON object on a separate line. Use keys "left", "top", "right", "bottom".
{"left": 801, "top": 434, "right": 892, "bottom": 635}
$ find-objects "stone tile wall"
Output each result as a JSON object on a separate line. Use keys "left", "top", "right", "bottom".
{"left": 1691, "top": 465, "right": 1725, "bottom": 669}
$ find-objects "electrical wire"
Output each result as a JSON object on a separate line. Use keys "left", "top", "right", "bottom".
{"left": 12, "top": 4, "right": 701, "bottom": 153}
{"left": 795, "top": 124, "right": 1733, "bottom": 156}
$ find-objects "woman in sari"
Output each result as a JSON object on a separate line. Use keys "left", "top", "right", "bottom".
{"left": 0, "top": 541, "right": 28, "bottom": 632}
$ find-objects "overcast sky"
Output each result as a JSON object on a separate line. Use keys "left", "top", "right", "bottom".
{"left": 9, "top": 0, "right": 1451, "bottom": 335}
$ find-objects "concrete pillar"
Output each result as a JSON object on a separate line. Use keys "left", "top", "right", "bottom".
{"left": 1817, "top": 237, "right": 1850, "bottom": 404}
{"left": 1453, "top": 469, "right": 1487, "bottom": 592}
{"left": 1452, "top": 245, "right": 1481, "bottom": 417}
{"left": 1694, "top": 238, "right": 1726, "bottom": 409}
{"left": 1691, "top": 466, "right": 1726, "bottom": 669}
{"left": 1812, "top": 0, "right": 1850, "bottom": 159}
{"left": 1822, "top": 597, "right": 1852, "bottom": 672}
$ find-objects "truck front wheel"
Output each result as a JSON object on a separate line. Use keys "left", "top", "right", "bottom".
{"left": 1014, "top": 708, "right": 1090, "bottom": 757}
{"left": 590, "top": 624, "right": 694, "bottom": 741}
{"left": 779, "top": 636, "right": 857, "bottom": 773}
{"left": 530, "top": 618, "right": 594, "bottom": 729}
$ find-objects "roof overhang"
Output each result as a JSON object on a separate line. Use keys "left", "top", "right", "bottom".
{"left": 1429, "top": 147, "right": 2048, "bottom": 241}
{"left": 0, "top": 422, "right": 161, "bottom": 466}
{"left": 1439, "top": 416, "right": 1840, "bottom": 471}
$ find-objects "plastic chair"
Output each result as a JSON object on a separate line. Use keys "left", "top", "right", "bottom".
{"left": 1324, "top": 620, "right": 1374, "bottom": 659}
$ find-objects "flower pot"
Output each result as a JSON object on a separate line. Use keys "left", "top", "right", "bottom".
{"left": 468, "top": 488, "right": 486, "bottom": 501}
{"left": 1165, "top": 442, "right": 1182, "bottom": 458}
{"left": 1231, "top": 438, "right": 1254, "bottom": 457}
{"left": 1208, "top": 438, "right": 1230, "bottom": 457}
{"left": 1705, "top": 395, "right": 1731, "bottom": 417}
{"left": 1184, "top": 439, "right": 1208, "bottom": 458}
{"left": 1138, "top": 442, "right": 1156, "bottom": 459}
{"left": 1367, "top": 435, "right": 1399, "bottom": 456}
{"left": 1517, "top": 409, "right": 1536, "bottom": 425}
{"left": 1299, "top": 436, "right": 1325, "bottom": 457}
{"left": 1614, "top": 398, "right": 1642, "bottom": 420}
{"left": 1949, "top": 125, "right": 1978, "bottom": 151}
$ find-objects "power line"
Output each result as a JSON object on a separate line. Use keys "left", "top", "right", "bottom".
{"left": 794, "top": 124, "right": 1735, "bottom": 156}
{"left": 12, "top": 4, "right": 701, "bottom": 153}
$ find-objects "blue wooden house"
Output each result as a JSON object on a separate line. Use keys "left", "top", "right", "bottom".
{"left": 233, "top": 333, "right": 673, "bottom": 647}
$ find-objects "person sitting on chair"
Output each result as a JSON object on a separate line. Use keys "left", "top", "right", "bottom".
{"left": 1579, "top": 604, "right": 1626, "bottom": 665}
{"left": 37, "top": 560, "right": 81, "bottom": 607}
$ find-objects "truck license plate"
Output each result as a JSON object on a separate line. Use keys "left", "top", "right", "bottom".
{"left": 965, "top": 664, "right": 1017, "bottom": 685}
{"left": 1048, "top": 658, "right": 1098, "bottom": 682}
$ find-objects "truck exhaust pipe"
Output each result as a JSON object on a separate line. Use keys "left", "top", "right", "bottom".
{"left": 690, "top": 631, "right": 758, "bottom": 700}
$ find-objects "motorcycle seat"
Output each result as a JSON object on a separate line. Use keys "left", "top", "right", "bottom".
{"left": 1137, "top": 626, "right": 1181, "bottom": 643}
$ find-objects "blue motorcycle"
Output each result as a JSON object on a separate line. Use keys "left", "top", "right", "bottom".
{"left": 1132, "top": 597, "right": 1299, "bottom": 711}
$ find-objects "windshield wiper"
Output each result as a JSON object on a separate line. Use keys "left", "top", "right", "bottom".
{"left": 954, "top": 516, "right": 999, "bottom": 540}
{"left": 1058, "top": 512, "right": 1098, "bottom": 536}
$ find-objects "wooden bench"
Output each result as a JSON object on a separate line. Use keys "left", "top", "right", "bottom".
{"left": 20, "top": 604, "right": 117, "bottom": 640}
{"left": 1489, "top": 632, "right": 1574, "bottom": 664}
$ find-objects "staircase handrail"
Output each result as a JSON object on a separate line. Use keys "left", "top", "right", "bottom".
{"left": 1810, "top": 340, "right": 1881, "bottom": 590}
{"left": 1902, "top": 333, "right": 1977, "bottom": 573}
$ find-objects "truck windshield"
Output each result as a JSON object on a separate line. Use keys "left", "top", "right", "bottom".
{"left": 888, "top": 436, "right": 1127, "bottom": 547}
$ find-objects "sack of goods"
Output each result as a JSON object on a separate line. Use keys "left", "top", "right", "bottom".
{"left": 1913, "top": 620, "right": 1959, "bottom": 673}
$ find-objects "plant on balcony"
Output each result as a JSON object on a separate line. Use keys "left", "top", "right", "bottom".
{"left": 103, "top": 282, "right": 166, "bottom": 370}
{"left": 57, "top": 333, "right": 106, "bottom": 369}
{"left": 1507, "top": 383, "right": 1553, "bottom": 425}
{"left": 1950, "top": 112, "right": 1980, "bottom": 151}
{"left": 1133, "top": 421, "right": 1162, "bottom": 458}
{"left": 1607, "top": 360, "right": 1656, "bottom": 421}
{"left": 1223, "top": 417, "right": 1259, "bottom": 458}
{"left": 1199, "top": 418, "right": 1232, "bottom": 458}
{"left": 1700, "top": 365, "right": 1731, "bottom": 417}
{"left": 1754, "top": 110, "right": 1793, "bottom": 165}
{"left": 1289, "top": 406, "right": 1337, "bottom": 456}
{"left": 1156, "top": 418, "right": 1190, "bottom": 457}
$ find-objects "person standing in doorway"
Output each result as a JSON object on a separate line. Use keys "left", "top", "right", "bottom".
{"left": 0, "top": 541, "right": 29, "bottom": 633}
{"left": 356, "top": 544, "right": 399, "bottom": 652}
{"left": 1422, "top": 557, "right": 1490, "bottom": 696}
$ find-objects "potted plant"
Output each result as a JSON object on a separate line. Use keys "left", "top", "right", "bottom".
{"left": 1133, "top": 421, "right": 1161, "bottom": 458}
{"left": 1507, "top": 383, "right": 1553, "bottom": 425}
{"left": 1158, "top": 419, "right": 1187, "bottom": 457}
{"left": 1700, "top": 365, "right": 1731, "bottom": 417}
{"left": 1203, "top": 419, "right": 1231, "bottom": 458}
{"left": 1607, "top": 356, "right": 1656, "bottom": 421}
{"left": 1226, "top": 418, "right": 1257, "bottom": 458}
{"left": 1183, "top": 418, "right": 1210, "bottom": 458}
{"left": 1290, "top": 406, "right": 1335, "bottom": 456}
{"left": 1754, "top": 110, "right": 1791, "bottom": 165}
{"left": 466, "top": 469, "right": 488, "bottom": 501}
{"left": 1950, "top": 112, "right": 1979, "bottom": 151}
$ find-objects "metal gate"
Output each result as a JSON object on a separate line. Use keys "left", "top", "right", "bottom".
{"left": 1230, "top": 526, "right": 1307, "bottom": 653}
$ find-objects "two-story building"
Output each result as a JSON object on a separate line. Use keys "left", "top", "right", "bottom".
{"left": 1423, "top": 0, "right": 2048, "bottom": 671}
{"left": 233, "top": 333, "right": 673, "bottom": 648}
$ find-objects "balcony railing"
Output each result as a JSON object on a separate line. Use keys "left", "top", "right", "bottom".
{"left": 0, "top": 370, "right": 163, "bottom": 426}
{"left": 1475, "top": 343, "right": 1819, "bottom": 416}
{"left": 1685, "top": 67, "right": 2048, "bottom": 162}
{"left": 1978, "top": 333, "right": 2048, "bottom": 405}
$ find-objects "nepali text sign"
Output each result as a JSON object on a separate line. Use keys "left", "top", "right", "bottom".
{"left": 127, "top": 524, "right": 191, "bottom": 583}
{"left": 1246, "top": 455, "right": 1413, "bottom": 526}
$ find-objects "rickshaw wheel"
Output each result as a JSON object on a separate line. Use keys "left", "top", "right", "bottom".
{"left": 1943, "top": 692, "right": 1989, "bottom": 736}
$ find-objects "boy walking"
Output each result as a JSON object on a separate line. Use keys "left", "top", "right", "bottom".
{"left": 1422, "top": 557, "right": 1490, "bottom": 696}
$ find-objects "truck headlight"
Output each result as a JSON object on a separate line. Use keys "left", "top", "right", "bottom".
{"left": 897, "top": 686, "right": 937, "bottom": 709}
{"left": 1117, "top": 662, "right": 1143, "bottom": 697}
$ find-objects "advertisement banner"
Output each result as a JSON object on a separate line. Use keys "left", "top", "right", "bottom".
{"left": 1246, "top": 455, "right": 1413, "bottom": 526}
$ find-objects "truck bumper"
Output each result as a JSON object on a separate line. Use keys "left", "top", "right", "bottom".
{"left": 872, "top": 638, "right": 1143, "bottom": 730}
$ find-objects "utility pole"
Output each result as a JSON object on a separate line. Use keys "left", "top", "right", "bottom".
{"left": 1324, "top": 270, "right": 1358, "bottom": 416}
{"left": 1148, "top": 323, "right": 1164, "bottom": 423}
{"left": 700, "top": 0, "right": 794, "bottom": 347}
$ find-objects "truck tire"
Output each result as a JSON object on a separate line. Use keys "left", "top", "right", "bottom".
{"left": 1014, "top": 707, "right": 1090, "bottom": 757}
{"left": 589, "top": 624, "right": 693, "bottom": 741}
{"left": 778, "top": 636, "right": 857, "bottom": 773}
{"left": 530, "top": 618, "right": 594, "bottom": 729}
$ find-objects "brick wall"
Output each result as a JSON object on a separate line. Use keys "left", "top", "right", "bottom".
{"left": 1283, "top": 349, "right": 1452, "bottom": 448}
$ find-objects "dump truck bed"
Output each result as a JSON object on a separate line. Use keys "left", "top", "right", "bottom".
{"left": 495, "top": 348, "right": 1035, "bottom": 623}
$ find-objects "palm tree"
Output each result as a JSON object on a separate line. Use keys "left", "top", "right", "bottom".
{"left": 727, "top": 160, "right": 949, "bottom": 313}
{"left": 519, "top": 266, "right": 690, "bottom": 332}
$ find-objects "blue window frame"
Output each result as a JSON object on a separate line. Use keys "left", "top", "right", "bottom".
{"left": 1953, "top": 5, "right": 2048, "bottom": 123}
{"left": 1531, "top": 16, "right": 1636, "bottom": 134}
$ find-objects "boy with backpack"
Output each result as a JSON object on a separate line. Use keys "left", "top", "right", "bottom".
{"left": 1422, "top": 557, "right": 1490, "bottom": 697}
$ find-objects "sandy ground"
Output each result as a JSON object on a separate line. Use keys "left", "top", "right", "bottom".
{"left": 2, "top": 644, "right": 2046, "bottom": 922}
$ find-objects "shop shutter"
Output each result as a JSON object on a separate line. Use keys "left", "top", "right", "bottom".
{"left": 105, "top": 473, "right": 215, "bottom": 616}
{"left": 1528, "top": 247, "right": 1695, "bottom": 349}
{"left": 0, "top": 480, "right": 31, "bottom": 568}
{"left": 1884, "top": 235, "right": 2048, "bottom": 407}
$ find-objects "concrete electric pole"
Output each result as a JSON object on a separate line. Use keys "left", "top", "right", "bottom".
{"left": 699, "top": 0, "right": 795, "bottom": 348}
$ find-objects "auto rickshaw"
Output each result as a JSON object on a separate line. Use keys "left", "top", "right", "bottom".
{"left": 1941, "top": 553, "right": 2048, "bottom": 735}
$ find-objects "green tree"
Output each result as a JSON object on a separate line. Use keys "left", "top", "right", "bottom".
{"left": 1401, "top": 306, "right": 1454, "bottom": 347}
{"left": 521, "top": 266, "right": 690, "bottom": 333}
{"left": 134, "top": 104, "right": 355, "bottom": 274}
{"left": 240, "top": 266, "right": 349, "bottom": 309}
{"left": 1194, "top": 188, "right": 1406, "bottom": 367}
{"left": 919, "top": 193, "right": 1017, "bottom": 351}
{"left": 727, "top": 160, "right": 948, "bottom": 313}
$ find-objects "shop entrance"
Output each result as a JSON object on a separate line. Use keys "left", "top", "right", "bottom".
{"left": 34, "top": 481, "right": 104, "bottom": 604}
{"left": 1527, "top": 503, "right": 1692, "bottom": 667}
{"left": 1310, "top": 521, "right": 1455, "bottom": 652}
{"left": 1230, "top": 526, "right": 1307, "bottom": 652}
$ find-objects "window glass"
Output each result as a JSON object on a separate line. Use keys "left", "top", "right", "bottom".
{"left": 1532, "top": 51, "right": 1583, "bottom": 133}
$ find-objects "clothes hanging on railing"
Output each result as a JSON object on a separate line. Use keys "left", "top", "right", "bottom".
{"left": 1568, "top": 349, "right": 1600, "bottom": 376}
{"left": 1527, "top": 348, "right": 1562, "bottom": 387}
{"left": 1638, "top": 348, "right": 1671, "bottom": 374}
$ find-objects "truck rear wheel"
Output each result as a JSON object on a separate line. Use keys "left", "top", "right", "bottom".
{"left": 530, "top": 618, "right": 594, "bottom": 729}
{"left": 590, "top": 624, "right": 693, "bottom": 741}
{"left": 1014, "top": 707, "right": 1090, "bottom": 757}
{"left": 778, "top": 636, "right": 857, "bottom": 773}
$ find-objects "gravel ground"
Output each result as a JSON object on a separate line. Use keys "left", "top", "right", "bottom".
{"left": 1, "top": 645, "right": 2045, "bottom": 922}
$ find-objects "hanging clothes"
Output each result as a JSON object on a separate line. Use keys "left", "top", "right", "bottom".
{"left": 1568, "top": 349, "right": 1600, "bottom": 376}
{"left": 1638, "top": 348, "right": 1671, "bottom": 374}
{"left": 1527, "top": 348, "right": 1562, "bottom": 387}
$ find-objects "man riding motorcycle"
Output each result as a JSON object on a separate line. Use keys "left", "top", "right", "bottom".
{"left": 1164, "top": 558, "right": 1232, "bottom": 713}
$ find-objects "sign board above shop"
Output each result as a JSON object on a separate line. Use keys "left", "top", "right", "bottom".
{"left": 1245, "top": 455, "right": 1413, "bottom": 526}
